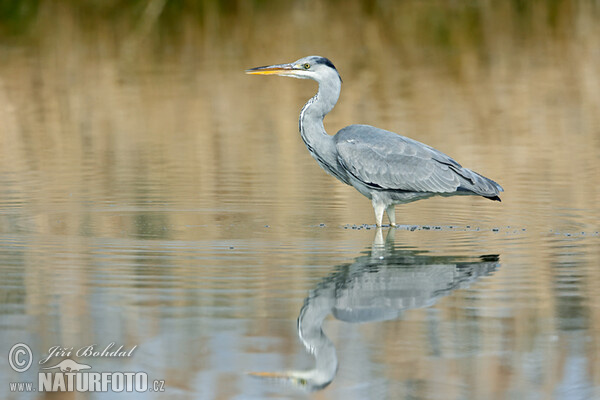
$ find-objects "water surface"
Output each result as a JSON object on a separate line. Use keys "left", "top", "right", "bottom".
{"left": 1, "top": 1, "right": 599, "bottom": 399}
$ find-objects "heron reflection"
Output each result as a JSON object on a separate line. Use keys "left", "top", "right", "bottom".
{"left": 250, "top": 229, "right": 499, "bottom": 391}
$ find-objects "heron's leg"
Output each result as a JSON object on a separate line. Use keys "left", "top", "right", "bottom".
{"left": 386, "top": 205, "right": 396, "bottom": 227}
{"left": 373, "top": 228, "right": 384, "bottom": 247}
{"left": 372, "top": 200, "right": 385, "bottom": 227}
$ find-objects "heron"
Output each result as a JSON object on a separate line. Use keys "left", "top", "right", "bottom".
{"left": 249, "top": 229, "right": 499, "bottom": 390}
{"left": 246, "top": 56, "right": 503, "bottom": 227}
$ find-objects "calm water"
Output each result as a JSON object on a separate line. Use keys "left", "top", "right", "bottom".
{"left": 1, "top": 1, "right": 600, "bottom": 399}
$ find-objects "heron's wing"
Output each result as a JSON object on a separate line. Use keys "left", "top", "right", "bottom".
{"left": 334, "top": 125, "right": 469, "bottom": 193}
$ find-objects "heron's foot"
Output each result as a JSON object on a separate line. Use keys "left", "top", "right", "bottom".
{"left": 385, "top": 205, "right": 396, "bottom": 228}
{"left": 390, "top": 223, "right": 397, "bottom": 228}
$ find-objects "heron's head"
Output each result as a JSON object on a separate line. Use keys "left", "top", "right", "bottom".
{"left": 246, "top": 56, "right": 341, "bottom": 84}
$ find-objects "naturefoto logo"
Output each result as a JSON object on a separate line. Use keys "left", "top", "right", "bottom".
{"left": 8, "top": 343, "right": 166, "bottom": 394}
{"left": 41, "top": 359, "right": 91, "bottom": 372}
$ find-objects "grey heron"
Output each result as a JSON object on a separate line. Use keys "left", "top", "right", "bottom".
{"left": 246, "top": 56, "right": 503, "bottom": 227}
{"left": 249, "top": 229, "right": 499, "bottom": 390}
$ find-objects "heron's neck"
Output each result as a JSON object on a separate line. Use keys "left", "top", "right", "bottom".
{"left": 296, "top": 290, "right": 338, "bottom": 389}
{"left": 299, "top": 78, "right": 340, "bottom": 165}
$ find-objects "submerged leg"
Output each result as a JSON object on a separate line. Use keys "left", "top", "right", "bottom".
{"left": 386, "top": 205, "right": 396, "bottom": 227}
{"left": 372, "top": 200, "right": 386, "bottom": 227}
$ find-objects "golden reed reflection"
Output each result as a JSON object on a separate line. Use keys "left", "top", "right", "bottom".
{"left": 0, "top": 3, "right": 599, "bottom": 397}
{"left": 0, "top": 1, "right": 598, "bottom": 238}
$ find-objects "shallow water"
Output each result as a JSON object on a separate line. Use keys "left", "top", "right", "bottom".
{"left": 1, "top": 1, "right": 600, "bottom": 399}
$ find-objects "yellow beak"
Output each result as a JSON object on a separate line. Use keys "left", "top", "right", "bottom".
{"left": 245, "top": 63, "right": 297, "bottom": 76}
{"left": 246, "top": 371, "right": 288, "bottom": 378}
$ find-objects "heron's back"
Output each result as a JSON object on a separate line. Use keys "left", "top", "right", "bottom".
{"left": 333, "top": 124, "right": 503, "bottom": 200}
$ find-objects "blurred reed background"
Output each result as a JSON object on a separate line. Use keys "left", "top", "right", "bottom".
{"left": 0, "top": 0, "right": 599, "bottom": 240}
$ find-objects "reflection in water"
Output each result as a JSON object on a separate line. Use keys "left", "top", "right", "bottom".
{"left": 0, "top": 2, "right": 598, "bottom": 398}
{"left": 252, "top": 230, "right": 499, "bottom": 391}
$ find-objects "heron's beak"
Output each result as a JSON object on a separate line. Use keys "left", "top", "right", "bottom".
{"left": 245, "top": 63, "right": 298, "bottom": 76}
{"left": 247, "top": 371, "right": 307, "bottom": 386}
{"left": 247, "top": 371, "right": 288, "bottom": 378}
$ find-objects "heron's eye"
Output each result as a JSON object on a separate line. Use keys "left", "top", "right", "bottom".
{"left": 303, "top": 63, "right": 310, "bottom": 70}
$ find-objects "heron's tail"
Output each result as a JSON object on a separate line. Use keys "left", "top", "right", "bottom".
{"left": 484, "top": 194, "right": 502, "bottom": 202}
{"left": 453, "top": 166, "right": 504, "bottom": 201}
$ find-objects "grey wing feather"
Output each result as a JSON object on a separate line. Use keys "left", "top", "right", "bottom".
{"left": 334, "top": 125, "right": 503, "bottom": 196}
